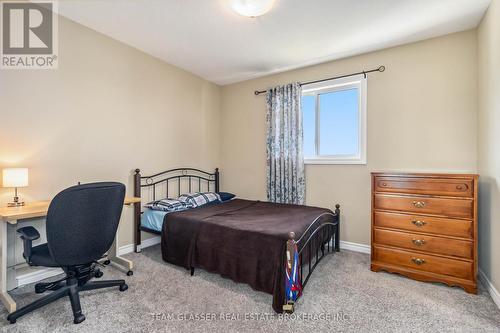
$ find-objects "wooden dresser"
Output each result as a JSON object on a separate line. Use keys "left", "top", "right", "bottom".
{"left": 371, "top": 172, "right": 478, "bottom": 293}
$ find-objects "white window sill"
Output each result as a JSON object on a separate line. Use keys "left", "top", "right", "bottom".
{"left": 304, "top": 158, "right": 366, "bottom": 165}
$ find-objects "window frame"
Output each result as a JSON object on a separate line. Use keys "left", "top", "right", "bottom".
{"left": 301, "top": 74, "right": 367, "bottom": 165}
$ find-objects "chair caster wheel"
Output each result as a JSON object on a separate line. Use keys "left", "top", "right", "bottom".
{"left": 8, "top": 317, "right": 16, "bottom": 324}
{"left": 103, "top": 260, "right": 111, "bottom": 265}
{"left": 74, "top": 314, "right": 86, "bottom": 324}
{"left": 119, "top": 283, "right": 128, "bottom": 292}
{"left": 94, "top": 270, "right": 103, "bottom": 278}
{"left": 126, "top": 270, "right": 133, "bottom": 276}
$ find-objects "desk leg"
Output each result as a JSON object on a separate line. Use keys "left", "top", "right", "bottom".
{"left": 107, "top": 215, "right": 133, "bottom": 276}
{"left": 0, "top": 221, "right": 16, "bottom": 313}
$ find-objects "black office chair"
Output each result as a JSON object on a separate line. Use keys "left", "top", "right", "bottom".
{"left": 7, "top": 182, "right": 129, "bottom": 324}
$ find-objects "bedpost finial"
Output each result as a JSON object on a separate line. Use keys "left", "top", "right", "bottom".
{"left": 215, "top": 167, "right": 219, "bottom": 172}
{"left": 335, "top": 204, "right": 340, "bottom": 209}
{"left": 288, "top": 231, "right": 296, "bottom": 240}
{"left": 135, "top": 169, "right": 140, "bottom": 174}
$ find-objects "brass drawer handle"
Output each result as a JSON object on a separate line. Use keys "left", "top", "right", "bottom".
{"left": 411, "top": 257, "right": 425, "bottom": 265}
{"left": 412, "top": 239, "right": 426, "bottom": 246}
{"left": 411, "top": 219, "right": 426, "bottom": 227}
{"left": 412, "top": 201, "right": 425, "bottom": 208}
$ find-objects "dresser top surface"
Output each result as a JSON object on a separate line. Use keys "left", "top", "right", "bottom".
{"left": 371, "top": 172, "right": 479, "bottom": 179}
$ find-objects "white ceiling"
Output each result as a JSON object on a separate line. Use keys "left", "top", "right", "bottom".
{"left": 57, "top": 0, "right": 491, "bottom": 85}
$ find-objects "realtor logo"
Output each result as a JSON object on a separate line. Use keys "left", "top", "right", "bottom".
{"left": 1, "top": 0, "right": 58, "bottom": 69}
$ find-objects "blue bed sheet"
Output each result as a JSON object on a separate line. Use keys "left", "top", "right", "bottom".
{"left": 141, "top": 209, "right": 169, "bottom": 232}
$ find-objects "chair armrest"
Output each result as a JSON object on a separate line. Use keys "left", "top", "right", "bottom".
{"left": 17, "top": 226, "right": 40, "bottom": 264}
{"left": 17, "top": 226, "right": 40, "bottom": 241}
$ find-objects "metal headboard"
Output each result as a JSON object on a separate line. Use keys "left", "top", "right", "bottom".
{"left": 133, "top": 167, "right": 219, "bottom": 252}
{"left": 134, "top": 168, "right": 219, "bottom": 203}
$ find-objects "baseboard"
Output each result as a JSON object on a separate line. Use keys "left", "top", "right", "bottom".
{"left": 479, "top": 269, "right": 500, "bottom": 309}
{"left": 122, "top": 238, "right": 371, "bottom": 255}
{"left": 339, "top": 240, "right": 371, "bottom": 254}
{"left": 120, "top": 236, "right": 161, "bottom": 254}
{"left": 15, "top": 237, "right": 366, "bottom": 288}
{"left": 338, "top": 244, "right": 500, "bottom": 310}
{"left": 117, "top": 243, "right": 135, "bottom": 256}
{"left": 16, "top": 267, "right": 63, "bottom": 288}
{"left": 122, "top": 237, "right": 369, "bottom": 255}
{"left": 340, "top": 244, "right": 500, "bottom": 310}
{"left": 15, "top": 237, "right": 161, "bottom": 288}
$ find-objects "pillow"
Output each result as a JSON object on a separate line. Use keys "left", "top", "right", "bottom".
{"left": 178, "top": 192, "right": 221, "bottom": 208}
{"left": 145, "top": 198, "right": 193, "bottom": 212}
{"left": 218, "top": 192, "right": 235, "bottom": 202}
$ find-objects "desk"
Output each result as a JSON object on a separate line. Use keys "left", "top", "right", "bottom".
{"left": 0, "top": 197, "right": 141, "bottom": 313}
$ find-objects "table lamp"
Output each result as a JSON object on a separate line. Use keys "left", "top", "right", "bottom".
{"left": 2, "top": 168, "right": 29, "bottom": 207}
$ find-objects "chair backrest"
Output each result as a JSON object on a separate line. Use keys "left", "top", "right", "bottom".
{"left": 46, "top": 182, "right": 125, "bottom": 266}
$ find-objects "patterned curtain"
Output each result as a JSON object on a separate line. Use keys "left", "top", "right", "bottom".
{"left": 266, "top": 83, "right": 305, "bottom": 205}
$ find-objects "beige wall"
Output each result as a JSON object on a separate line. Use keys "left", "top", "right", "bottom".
{"left": 0, "top": 14, "right": 483, "bottom": 260}
{"left": 478, "top": 0, "right": 500, "bottom": 293}
{"left": 220, "top": 30, "right": 478, "bottom": 246}
{"left": 0, "top": 16, "right": 221, "bottom": 248}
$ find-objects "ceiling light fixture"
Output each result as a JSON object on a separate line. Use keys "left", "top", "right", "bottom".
{"left": 230, "top": 0, "right": 275, "bottom": 18}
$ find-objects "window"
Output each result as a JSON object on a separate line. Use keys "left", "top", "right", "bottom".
{"left": 302, "top": 75, "right": 367, "bottom": 164}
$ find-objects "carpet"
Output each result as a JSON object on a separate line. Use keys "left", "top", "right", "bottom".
{"left": 1, "top": 245, "right": 499, "bottom": 332}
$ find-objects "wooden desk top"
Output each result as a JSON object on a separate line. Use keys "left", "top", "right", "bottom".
{"left": 0, "top": 197, "right": 141, "bottom": 223}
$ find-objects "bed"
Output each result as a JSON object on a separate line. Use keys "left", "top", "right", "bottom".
{"left": 132, "top": 168, "right": 340, "bottom": 313}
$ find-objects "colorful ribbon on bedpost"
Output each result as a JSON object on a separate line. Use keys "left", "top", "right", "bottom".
{"left": 285, "top": 239, "right": 302, "bottom": 307}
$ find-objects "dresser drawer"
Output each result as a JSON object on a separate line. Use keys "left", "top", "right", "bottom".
{"left": 373, "top": 211, "right": 473, "bottom": 238}
{"left": 374, "top": 176, "right": 473, "bottom": 197}
{"left": 374, "top": 194, "right": 473, "bottom": 218}
{"left": 373, "top": 228, "right": 473, "bottom": 259}
{"left": 373, "top": 246, "right": 473, "bottom": 280}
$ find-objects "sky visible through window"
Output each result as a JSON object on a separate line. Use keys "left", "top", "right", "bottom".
{"left": 303, "top": 88, "right": 359, "bottom": 157}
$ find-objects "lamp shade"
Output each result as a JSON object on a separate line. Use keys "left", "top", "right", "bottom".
{"left": 2, "top": 168, "right": 29, "bottom": 188}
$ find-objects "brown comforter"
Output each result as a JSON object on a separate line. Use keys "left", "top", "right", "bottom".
{"left": 161, "top": 199, "right": 336, "bottom": 312}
